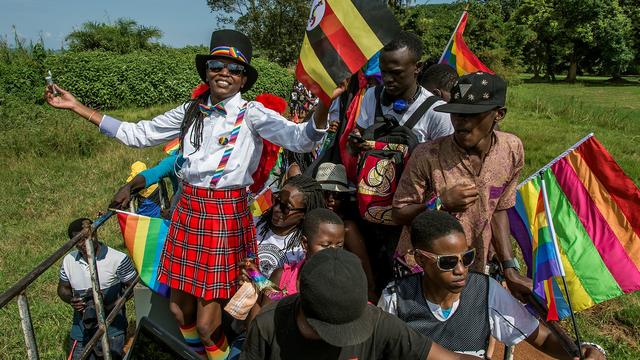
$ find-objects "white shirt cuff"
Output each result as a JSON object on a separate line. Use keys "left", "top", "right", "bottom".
{"left": 98, "top": 115, "right": 122, "bottom": 138}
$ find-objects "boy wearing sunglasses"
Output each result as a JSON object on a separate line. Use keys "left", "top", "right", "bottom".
{"left": 378, "top": 211, "right": 605, "bottom": 359}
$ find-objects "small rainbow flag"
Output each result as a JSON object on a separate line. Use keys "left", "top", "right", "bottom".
{"left": 116, "top": 210, "right": 170, "bottom": 297}
{"left": 509, "top": 134, "right": 640, "bottom": 319}
{"left": 250, "top": 188, "right": 273, "bottom": 217}
{"left": 163, "top": 138, "right": 180, "bottom": 155}
{"left": 439, "top": 11, "right": 494, "bottom": 76}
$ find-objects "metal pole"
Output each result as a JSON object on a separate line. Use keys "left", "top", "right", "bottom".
{"left": 540, "top": 176, "right": 583, "bottom": 359}
{"left": 438, "top": 10, "right": 467, "bottom": 64}
{"left": 17, "top": 292, "right": 39, "bottom": 360}
{"left": 0, "top": 212, "right": 113, "bottom": 309}
{"left": 80, "top": 276, "right": 140, "bottom": 360}
{"left": 84, "top": 232, "right": 112, "bottom": 360}
{"left": 503, "top": 345, "right": 514, "bottom": 360}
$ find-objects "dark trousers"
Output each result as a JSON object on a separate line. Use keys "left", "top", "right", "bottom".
{"left": 360, "top": 222, "right": 403, "bottom": 295}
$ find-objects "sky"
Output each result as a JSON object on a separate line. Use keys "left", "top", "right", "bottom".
{"left": 1, "top": 0, "right": 453, "bottom": 49}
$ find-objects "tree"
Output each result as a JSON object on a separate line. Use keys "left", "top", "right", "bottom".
{"left": 554, "top": 0, "right": 632, "bottom": 82}
{"left": 66, "top": 18, "right": 163, "bottom": 54}
{"left": 509, "top": 0, "right": 564, "bottom": 80}
{"left": 207, "top": 0, "right": 310, "bottom": 66}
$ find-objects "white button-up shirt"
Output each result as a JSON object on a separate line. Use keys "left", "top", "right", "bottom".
{"left": 100, "top": 92, "right": 326, "bottom": 189}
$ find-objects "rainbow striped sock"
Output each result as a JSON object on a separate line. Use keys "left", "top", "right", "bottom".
{"left": 205, "top": 334, "right": 230, "bottom": 360}
{"left": 179, "top": 323, "right": 206, "bottom": 356}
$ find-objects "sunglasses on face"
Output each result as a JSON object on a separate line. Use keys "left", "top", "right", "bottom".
{"left": 271, "top": 191, "right": 305, "bottom": 216}
{"left": 206, "top": 59, "right": 246, "bottom": 76}
{"left": 323, "top": 190, "right": 350, "bottom": 200}
{"left": 415, "top": 248, "right": 476, "bottom": 272}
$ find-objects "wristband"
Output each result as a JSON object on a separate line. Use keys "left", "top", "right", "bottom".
{"left": 88, "top": 110, "right": 97, "bottom": 123}
{"left": 425, "top": 195, "right": 443, "bottom": 211}
{"left": 581, "top": 342, "right": 606, "bottom": 357}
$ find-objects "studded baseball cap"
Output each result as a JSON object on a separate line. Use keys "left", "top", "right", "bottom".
{"left": 434, "top": 72, "right": 506, "bottom": 114}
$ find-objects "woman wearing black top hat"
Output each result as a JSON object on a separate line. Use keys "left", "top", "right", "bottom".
{"left": 46, "top": 29, "right": 342, "bottom": 359}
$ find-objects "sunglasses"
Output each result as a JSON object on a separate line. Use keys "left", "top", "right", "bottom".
{"left": 415, "top": 248, "right": 476, "bottom": 271}
{"left": 323, "top": 190, "right": 350, "bottom": 200}
{"left": 206, "top": 59, "right": 246, "bottom": 76}
{"left": 271, "top": 191, "right": 305, "bottom": 216}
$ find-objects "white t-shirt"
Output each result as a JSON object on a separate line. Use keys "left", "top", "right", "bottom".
{"left": 255, "top": 223, "right": 305, "bottom": 278}
{"left": 378, "top": 276, "right": 539, "bottom": 351}
{"left": 356, "top": 86, "right": 453, "bottom": 143}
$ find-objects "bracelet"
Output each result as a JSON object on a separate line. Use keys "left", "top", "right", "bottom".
{"left": 580, "top": 342, "right": 606, "bottom": 357}
{"left": 87, "top": 110, "right": 97, "bottom": 123}
{"left": 425, "top": 195, "right": 443, "bottom": 211}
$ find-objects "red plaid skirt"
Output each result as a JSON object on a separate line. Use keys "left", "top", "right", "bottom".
{"left": 157, "top": 183, "right": 257, "bottom": 300}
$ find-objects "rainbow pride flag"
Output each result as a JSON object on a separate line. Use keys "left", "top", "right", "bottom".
{"left": 250, "top": 188, "right": 273, "bottom": 217}
{"left": 439, "top": 11, "right": 494, "bottom": 76}
{"left": 509, "top": 134, "right": 640, "bottom": 319}
{"left": 116, "top": 210, "right": 170, "bottom": 297}
{"left": 163, "top": 138, "right": 180, "bottom": 155}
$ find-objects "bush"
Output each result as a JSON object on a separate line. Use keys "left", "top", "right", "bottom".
{"left": 41, "top": 49, "right": 293, "bottom": 109}
{"left": 0, "top": 56, "right": 45, "bottom": 104}
{"left": 1, "top": 47, "right": 294, "bottom": 109}
{"left": 45, "top": 48, "right": 201, "bottom": 109}
{"left": 244, "top": 57, "right": 294, "bottom": 100}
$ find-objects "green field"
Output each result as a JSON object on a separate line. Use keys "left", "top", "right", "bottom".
{"left": 1, "top": 78, "right": 639, "bottom": 358}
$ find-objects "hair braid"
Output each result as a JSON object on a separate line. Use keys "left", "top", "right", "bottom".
{"left": 180, "top": 91, "right": 209, "bottom": 154}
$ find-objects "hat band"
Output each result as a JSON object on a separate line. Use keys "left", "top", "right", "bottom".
{"left": 210, "top": 46, "right": 248, "bottom": 64}
{"left": 319, "top": 180, "right": 349, "bottom": 188}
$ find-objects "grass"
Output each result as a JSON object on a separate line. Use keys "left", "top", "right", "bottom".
{"left": 1, "top": 77, "right": 639, "bottom": 358}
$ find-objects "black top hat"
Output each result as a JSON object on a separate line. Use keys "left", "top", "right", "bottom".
{"left": 195, "top": 29, "right": 259, "bottom": 92}
{"left": 434, "top": 72, "right": 506, "bottom": 114}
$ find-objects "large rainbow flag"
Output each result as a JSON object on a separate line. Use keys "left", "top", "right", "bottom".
{"left": 439, "top": 11, "right": 494, "bottom": 76}
{"left": 508, "top": 134, "right": 640, "bottom": 319}
{"left": 295, "top": 0, "right": 400, "bottom": 105}
{"left": 116, "top": 210, "right": 170, "bottom": 297}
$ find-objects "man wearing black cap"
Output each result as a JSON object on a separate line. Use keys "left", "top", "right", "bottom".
{"left": 240, "top": 248, "right": 478, "bottom": 359}
{"left": 392, "top": 72, "right": 532, "bottom": 302}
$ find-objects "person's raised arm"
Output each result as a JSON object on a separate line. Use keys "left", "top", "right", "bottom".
{"left": 248, "top": 83, "right": 347, "bottom": 153}
{"left": 45, "top": 84, "right": 104, "bottom": 126}
{"left": 46, "top": 84, "right": 184, "bottom": 147}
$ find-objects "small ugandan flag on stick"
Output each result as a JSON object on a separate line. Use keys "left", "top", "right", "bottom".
{"left": 295, "top": 0, "right": 401, "bottom": 105}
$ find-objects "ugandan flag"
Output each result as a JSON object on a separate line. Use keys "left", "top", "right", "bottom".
{"left": 295, "top": 0, "right": 401, "bottom": 105}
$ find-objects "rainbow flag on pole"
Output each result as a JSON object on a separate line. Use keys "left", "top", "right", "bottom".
{"left": 439, "top": 11, "right": 494, "bottom": 76}
{"left": 250, "top": 188, "right": 273, "bottom": 217}
{"left": 116, "top": 210, "right": 170, "bottom": 297}
{"left": 509, "top": 134, "right": 640, "bottom": 319}
{"left": 295, "top": 0, "right": 400, "bottom": 105}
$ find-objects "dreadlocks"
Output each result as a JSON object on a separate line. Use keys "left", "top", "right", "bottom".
{"left": 180, "top": 90, "right": 209, "bottom": 154}
{"left": 256, "top": 175, "right": 326, "bottom": 252}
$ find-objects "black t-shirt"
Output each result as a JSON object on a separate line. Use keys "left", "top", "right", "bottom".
{"left": 240, "top": 295, "right": 432, "bottom": 360}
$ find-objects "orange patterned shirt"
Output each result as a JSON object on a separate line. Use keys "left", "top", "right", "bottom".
{"left": 393, "top": 131, "right": 524, "bottom": 270}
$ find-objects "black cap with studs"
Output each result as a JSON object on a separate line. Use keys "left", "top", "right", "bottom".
{"left": 434, "top": 71, "right": 506, "bottom": 114}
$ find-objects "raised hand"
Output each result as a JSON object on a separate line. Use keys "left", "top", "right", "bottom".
{"left": 45, "top": 84, "right": 79, "bottom": 110}
{"left": 109, "top": 183, "right": 134, "bottom": 210}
